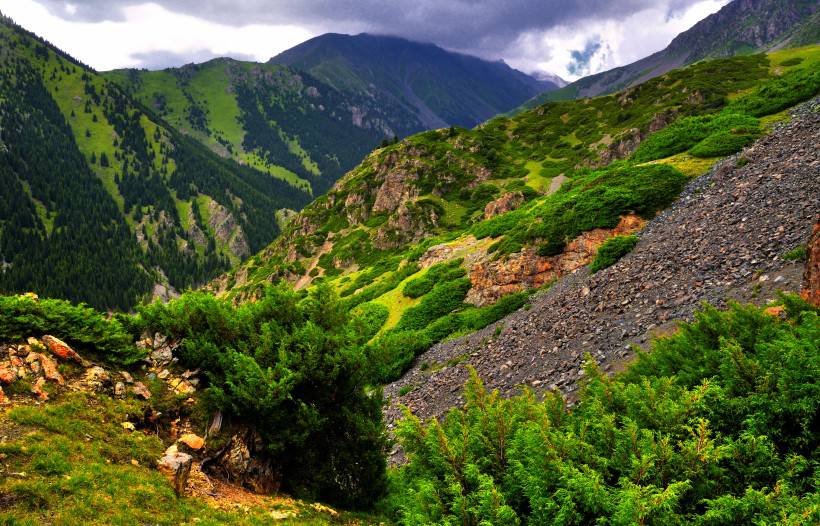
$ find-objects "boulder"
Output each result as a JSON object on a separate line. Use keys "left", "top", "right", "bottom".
{"left": 114, "top": 382, "right": 126, "bottom": 396}
{"left": 158, "top": 445, "right": 193, "bottom": 497}
{"left": 201, "top": 430, "right": 280, "bottom": 494}
{"left": 31, "top": 377, "right": 48, "bottom": 401}
{"left": 178, "top": 433, "right": 205, "bottom": 451}
{"left": 0, "top": 363, "right": 14, "bottom": 385}
{"left": 132, "top": 381, "right": 152, "bottom": 399}
{"left": 38, "top": 353, "right": 65, "bottom": 385}
{"left": 42, "top": 335, "right": 84, "bottom": 364}
{"left": 84, "top": 366, "right": 111, "bottom": 391}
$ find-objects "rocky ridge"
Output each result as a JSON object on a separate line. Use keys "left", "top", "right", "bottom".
{"left": 385, "top": 98, "right": 820, "bottom": 429}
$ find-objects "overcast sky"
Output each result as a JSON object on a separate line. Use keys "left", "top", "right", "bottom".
{"left": 0, "top": 0, "right": 730, "bottom": 80}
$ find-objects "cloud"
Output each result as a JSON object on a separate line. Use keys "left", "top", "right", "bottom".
{"left": 129, "top": 49, "right": 256, "bottom": 70}
{"left": 567, "top": 38, "right": 603, "bottom": 77}
{"left": 0, "top": 0, "right": 731, "bottom": 79}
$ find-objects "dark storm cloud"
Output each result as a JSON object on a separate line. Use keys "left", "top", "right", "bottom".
{"left": 40, "top": 0, "right": 708, "bottom": 52}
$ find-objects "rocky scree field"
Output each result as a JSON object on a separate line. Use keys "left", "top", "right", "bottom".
{"left": 384, "top": 96, "right": 820, "bottom": 429}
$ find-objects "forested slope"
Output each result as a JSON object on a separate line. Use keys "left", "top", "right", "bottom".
{"left": 0, "top": 15, "right": 310, "bottom": 310}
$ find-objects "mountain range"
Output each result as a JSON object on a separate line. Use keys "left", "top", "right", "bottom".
{"left": 518, "top": 0, "right": 820, "bottom": 109}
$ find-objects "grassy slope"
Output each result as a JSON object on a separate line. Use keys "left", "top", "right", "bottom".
{"left": 106, "top": 63, "right": 313, "bottom": 190}
{"left": 0, "top": 390, "right": 379, "bottom": 525}
{"left": 214, "top": 46, "right": 819, "bottom": 368}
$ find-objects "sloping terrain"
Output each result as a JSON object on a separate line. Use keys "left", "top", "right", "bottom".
{"left": 270, "top": 33, "right": 555, "bottom": 133}
{"left": 384, "top": 98, "right": 820, "bottom": 426}
{"left": 519, "top": 0, "right": 819, "bottom": 109}
{"left": 0, "top": 16, "right": 308, "bottom": 310}
{"left": 105, "top": 59, "right": 392, "bottom": 195}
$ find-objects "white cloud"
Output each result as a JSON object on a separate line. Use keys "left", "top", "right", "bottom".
{"left": 504, "top": 0, "right": 729, "bottom": 80}
{"left": 0, "top": 0, "right": 315, "bottom": 70}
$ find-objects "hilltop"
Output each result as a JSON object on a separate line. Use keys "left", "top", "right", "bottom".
{"left": 105, "top": 59, "right": 390, "bottom": 196}
{"left": 518, "top": 0, "right": 820, "bottom": 109}
{"left": 270, "top": 33, "right": 556, "bottom": 132}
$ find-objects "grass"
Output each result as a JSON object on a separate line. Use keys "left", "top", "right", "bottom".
{"left": 373, "top": 270, "right": 425, "bottom": 332}
{"left": 0, "top": 393, "right": 380, "bottom": 525}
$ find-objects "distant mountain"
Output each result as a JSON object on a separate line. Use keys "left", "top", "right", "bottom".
{"left": 520, "top": 0, "right": 819, "bottom": 109}
{"left": 105, "top": 60, "right": 392, "bottom": 195}
{"left": 0, "top": 15, "right": 310, "bottom": 309}
{"left": 270, "top": 33, "right": 558, "bottom": 133}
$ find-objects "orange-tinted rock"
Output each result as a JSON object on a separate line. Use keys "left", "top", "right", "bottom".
{"left": 179, "top": 433, "right": 205, "bottom": 450}
{"left": 0, "top": 363, "right": 14, "bottom": 385}
{"left": 42, "top": 335, "right": 84, "bottom": 364}
{"left": 31, "top": 377, "right": 48, "bottom": 401}
{"left": 38, "top": 353, "right": 65, "bottom": 385}
{"left": 801, "top": 222, "right": 819, "bottom": 307}
{"left": 763, "top": 305, "right": 785, "bottom": 317}
{"left": 484, "top": 192, "right": 524, "bottom": 219}
{"left": 0, "top": 385, "right": 5, "bottom": 404}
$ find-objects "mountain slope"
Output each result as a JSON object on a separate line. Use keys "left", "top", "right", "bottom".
{"left": 385, "top": 97, "right": 820, "bottom": 424}
{"left": 0, "top": 15, "right": 310, "bottom": 310}
{"left": 105, "top": 60, "right": 392, "bottom": 195}
{"left": 212, "top": 47, "right": 818, "bottom": 389}
{"left": 519, "top": 0, "right": 819, "bottom": 109}
{"left": 270, "top": 33, "right": 557, "bottom": 133}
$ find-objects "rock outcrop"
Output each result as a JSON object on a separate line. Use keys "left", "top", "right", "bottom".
{"left": 803, "top": 221, "right": 820, "bottom": 306}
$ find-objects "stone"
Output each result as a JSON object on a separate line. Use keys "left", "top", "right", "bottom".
{"left": 0, "top": 363, "right": 14, "bottom": 385}
{"left": 120, "top": 371, "right": 134, "bottom": 384}
{"left": 131, "top": 381, "right": 152, "bottom": 399}
{"left": 121, "top": 422, "right": 136, "bottom": 431}
{"left": 42, "top": 335, "right": 84, "bottom": 364}
{"left": 158, "top": 445, "right": 193, "bottom": 497}
{"left": 157, "top": 369, "right": 171, "bottom": 380}
{"left": 38, "top": 353, "right": 65, "bottom": 385}
{"left": 169, "top": 377, "right": 195, "bottom": 395}
{"left": 27, "top": 337, "right": 45, "bottom": 352}
{"left": 0, "top": 385, "right": 5, "bottom": 404}
{"left": 114, "top": 382, "right": 126, "bottom": 396}
{"left": 84, "top": 366, "right": 111, "bottom": 390}
{"left": 31, "top": 377, "right": 48, "bottom": 401}
{"left": 178, "top": 433, "right": 205, "bottom": 451}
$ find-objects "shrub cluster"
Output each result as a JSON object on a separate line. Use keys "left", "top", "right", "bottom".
{"left": 387, "top": 297, "right": 819, "bottom": 524}
{"left": 132, "top": 285, "right": 389, "bottom": 509}
{"left": 0, "top": 294, "right": 141, "bottom": 364}
{"left": 589, "top": 234, "right": 639, "bottom": 273}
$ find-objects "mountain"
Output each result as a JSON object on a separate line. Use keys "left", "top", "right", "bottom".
{"left": 104, "top": 59, "right": 393, "bottom": 196}
{"left": 270, "top": 33, "right": 558, "bottom": 133}
{"left": 0, "top": 15, "right": 311, "bottom": 310}
{"left": 519, "top": 0, "right": 819, "bottom": 109}
{"left": 212, "top": 45, "right": 819, "bottom": 383}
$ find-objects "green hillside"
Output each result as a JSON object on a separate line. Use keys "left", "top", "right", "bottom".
{"left": 105, "top": 60, "right": 391, "bottom": 195}
{"left": 0, "top": 16, "right": 310, "bottom": 310}
{"left": 215, "top": 46, "right": 820, "bottom": 383}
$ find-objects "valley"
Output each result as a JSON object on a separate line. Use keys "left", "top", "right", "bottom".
{"left": 0, "top": 1, "right": 818, "bottom": 524}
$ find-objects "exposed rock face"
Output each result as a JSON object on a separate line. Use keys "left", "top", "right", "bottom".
{"left": 384, "top": 99, "right": 820, "bottom": 432}
{"left": 484, "top": 192, "right": 525, "bottom": 219}
{"left": 466, "top": 215, "right": 646, "bottom": 306}
{"left": 802, "top": 221, "right": 820, "bottom": 306}
{"left": 206, "top": 200, "right": 250, "bottom": 258}
{"left": 202, "top": 430, "right": 280, "bottom": 494}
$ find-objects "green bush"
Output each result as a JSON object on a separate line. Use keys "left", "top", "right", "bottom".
{"left": 388, "top": 298, "right": 820, "bottom": 524}
{"left": 726, "top": 67, "right": 820, "bottom": 117}
{"left": 0, "top": 294, "right": 142, "bottom": 365}
{"left": 589, "top": 235, "right": 639, "bottom": 273}
{"left": 352, "top": 302, "right": 389, "bottom": 341}
{"left": 782, "top": 245, "right": 807, "bottom": 261}
{"left": 689, "top": 131, "right": 757, "bottom": 158}
{"left": 402, "top": 260, "right": 466, "bottom": 299}
{"left": 133, "top": 284, "right": 388, "bottom": 509}
{"left": 395, "top": 278, "right": 471, "bottom": 332}
{"left": 631, "top": 113, "right": 759, "bottom": 162}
